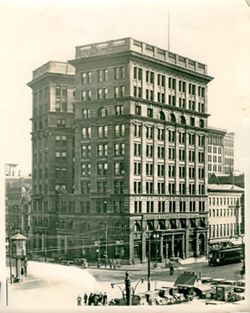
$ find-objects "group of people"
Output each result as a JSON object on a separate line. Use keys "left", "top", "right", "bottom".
{"left": 77, "top": 292, "right": 108, "bottom": 306}
{"left": 101, "top": 258, "right": 120, "bottom": 269}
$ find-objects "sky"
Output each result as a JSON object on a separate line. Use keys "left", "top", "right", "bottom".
{"left": 0, "top": 0, "right": 249, "bottom": 176}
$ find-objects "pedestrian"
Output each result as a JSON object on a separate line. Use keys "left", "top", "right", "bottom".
{"left": 102, "top": 292, "right": 108, "bottom": 305}
{"left": 21, "top": 267, "right": 24, "bottom": 276}
{"left": 113, "top": 259, "right": 116, "bottom": 270}
{"left": 88, "top": 293, "right": 93, "bottom": 305}
{"left": 84, "top": 293, "right": 88, "bottom": 305}
{"left": 77, "top": 295, "right": 82, "bottom": 306}
{"left": 169, "top": 261, "right": 174, "bottom": 275}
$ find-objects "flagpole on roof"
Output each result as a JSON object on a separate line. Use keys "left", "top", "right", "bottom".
{"left": 168, "top": 9, "right": 170, "bottom": 51}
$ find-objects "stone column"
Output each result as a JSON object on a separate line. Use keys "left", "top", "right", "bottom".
{"left": 141, "top": 231, "right": 147, "bottom": 263}
{"left": 182, "top": 234, "right": 185, "bottom": 259}
{"left": 160, "top": 236, "right": 164, "bottom": 262}
{"left": 171, "top": 234, "right": 174, "bottom": 257}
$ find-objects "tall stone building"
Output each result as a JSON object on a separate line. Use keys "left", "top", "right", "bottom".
{"left": 27, "top": 61, "right": 75, "bottom": 257}
{"left": 28, "top": 38, "right": 214, "bottom": 262}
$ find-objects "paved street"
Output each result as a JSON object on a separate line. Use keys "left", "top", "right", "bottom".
{"left": 5, "top": 260, "right": 247, "bottom": 309}
{"left": 88, "top": 260, "right": 244, "bottom": 284}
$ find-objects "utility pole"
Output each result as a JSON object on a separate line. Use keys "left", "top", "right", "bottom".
{"left": 105, "top": 224, "right": 108, "bottom": 265}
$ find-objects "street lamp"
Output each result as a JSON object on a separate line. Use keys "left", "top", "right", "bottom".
{"left": 147, "top": 231, "right": 161, "bottom": 291}
{"left": 10, "top": 231, "right": 28, "bottom": 282}
{"left": 111, "top": 274, "right": 144, "bottom": 306}
{"left": 111, "top": 283, "right": 125, "bottom": 302}
{"left": 5, "top": 237, "right": 13, "bottom": 284}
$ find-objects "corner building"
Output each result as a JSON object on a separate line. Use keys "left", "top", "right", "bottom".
{"left": 27, "top": 61, "right": 75, "bottom": 256}
{"left": 69, "top": 38, "right": 213, "bottom": 262}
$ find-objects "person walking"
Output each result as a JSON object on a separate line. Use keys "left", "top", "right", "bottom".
{"left": 169, "top": 261, "right": 174, "bottom": 276}
{"left": 102, "top": 292, "right": 108, "bottom": 305}
{"left": 84, "top": 293, "right": 88, "bottom": 305}
{"left": 77, "top": 295, "right": 82, "bottom": 306}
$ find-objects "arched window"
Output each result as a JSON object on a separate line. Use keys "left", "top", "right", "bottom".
{"left": 158, "top": 220, "right": 166, "bottom": 230}
{"left": 170, "top": 113, "right": 176, "bottom": 123}
{"left": 147, "top": 221, "right": 154, "bottom": 231}
{"left": 98, "top": 107, "right": 107, "bottom": 117}
{"left": 134, "top": 222, "right": 142, "bottom": 232}
{"left": 159, "top": 111, "right": 165, "bottom": 120}
{"left": 180, "top": 115, "right": 186, "bottom": 125}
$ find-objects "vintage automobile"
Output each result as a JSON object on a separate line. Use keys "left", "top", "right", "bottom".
{"left": 214, "top": 285, "right": 244, "bottom": 302}
{"left": 234, "top": 280, "right": 245, "bottom": 293}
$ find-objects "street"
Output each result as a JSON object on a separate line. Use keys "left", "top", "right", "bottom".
{"left": 5, "top": 260, "right": 247, "bottom": 309}
{"left": 88, "top": 260, "right": 244, "bottom": 283}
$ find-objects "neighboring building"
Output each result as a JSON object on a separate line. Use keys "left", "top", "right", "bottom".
{"left": 207, "top": 127, "right": 235, "bottom": 177}
{"left": 208, "top": 184, "right": 243, "bottom": 247}
{"left": 224, "top": 132, "right": 235, "bottom": 175}
{"left": 28, "top": 37, "right": 214, "bottom": 262}
{"left": 5, "top": 173, "right": 32, "bottom": 238}
{"left": 27, "top": 61, "right": 75, "bottom": 257}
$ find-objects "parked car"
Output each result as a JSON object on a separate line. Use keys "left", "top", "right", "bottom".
{"left": 234, "top": 280, "right": 245, "bottom": 293}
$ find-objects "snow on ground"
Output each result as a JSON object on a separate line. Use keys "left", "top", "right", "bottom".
{"left": 8, "top": 261, "right": 107, "bottom": 308}
{"left": 6, "top": 261, "right": 249, "bottom": 311}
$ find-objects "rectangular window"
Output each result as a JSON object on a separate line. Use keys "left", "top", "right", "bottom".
{"left": 134, "top": 124, "right": 142, "bottom": 137}
{"left": 82, "top": 108, "right": 90, "bottom": 118}
{"left": 134, "top": 143, "right": 142, "bottom": 156}
{"left": 134, "top": 201, "right": 142, "bottom": 213}
{"left": 114, "top": 124, "right": 125, "bottom": 137}
{"left": 114, "top": 86, "right": 119, "bottom": 98}
{"left": 135, "top": 104, "right": 141, "bottom": 115}
{"left": 114, "top": 162, "right": 125, "bottom": 175}
{"left": 146, "top": 145, "right": 153, "bottom": 157}
{"left": 146, "top": 181, "right": 153, "bottom": 193}
{"left": 147, "top": 108, "right": 153, "bottom": 118}
{"left": 98, "top": 126, "right": 108, "bottom": 138}
{"left": 158, "top": 129, "right": 165, "bottom": 140}
{"left": 134, "top": 162, "right": 142, "bottom": 175}
{"left": 146, "top": 126, "right": 153, "bottom": 139}
{"left": 158, "top": 164, "right": 165, "bottom": 176}
{"left": 179, "top": 149, "right": 185, "bottom": 161}
{"left": 158, "top": 146, "right": 165, "bottom": 158}
{"left": 81, "top": 163, "right": 91, "bottom": 176}
{"left": 82, "top": 127, "right": 91, "bottom": 139}
{"left": 146, "top": 163, "right": 153, "bottom": 176}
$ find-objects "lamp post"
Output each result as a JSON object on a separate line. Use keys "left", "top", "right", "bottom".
{"left": 6, "top": 238, "right": 13, "bottom": 284}
{"left": 111, "top": 274, "right": 144, "bottom": 306}
{"left": 10, "top": 231, "right": 28, "bottom": 282}
{"left": 147, "top": 231, "right": 161, "bottom": 291}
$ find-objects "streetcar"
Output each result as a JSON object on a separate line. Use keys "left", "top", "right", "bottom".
{"left": 208, "top": 244, "right": 243, "bottom": 265}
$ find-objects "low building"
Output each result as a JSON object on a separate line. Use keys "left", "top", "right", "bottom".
{"left": 5, "top": 169, "right": 32, "bottom": 238}
{"left": 208, "top": 184, "right": 243, "bottom": 247}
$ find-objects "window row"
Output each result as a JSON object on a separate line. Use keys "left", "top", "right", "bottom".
{"left": 210, "top": 223, "right": 237, "bottom": 238}
{"left": 209, "top": 196, "right": 240, "bottom": 206}
{"left": 134, "top": 163, "right": 204, "bottom": 178}
{"left": 82, "top": 124, "right": 125, "bottom": 139}
{"left": 81, "top": 67, "right": 125, "bottom": 84}
{"left": 133, "top": 68, "right": 206, "bottom": 96}
{"left": 209, "top": 207, "right": 238, "bottom": 217}
{"left": 134, "top": 181, "right": 205, "bottom": 195}
{"left": 81, "top": 85, "right": 126, "bottom": 101}
{"left": 81, "top": 162, "right": 125, "bottom": 176}
{"left": 134, "top": 200, "right": 206, "bottom": 214}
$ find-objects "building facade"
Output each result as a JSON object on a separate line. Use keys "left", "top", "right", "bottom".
{"left": 28, "top": 38, "right": 214, "bottom": 262}
{"left": 207, "top": 127, "right": 235, "bottom": 177}
{"left": 208, "top": 184, "right": 243, "bottom": 247}
{"left": 27, "top": 61, "right": 75, "bottom": 257}
{"left": 5, "top": 174, "right": 32, "bottom": 238}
